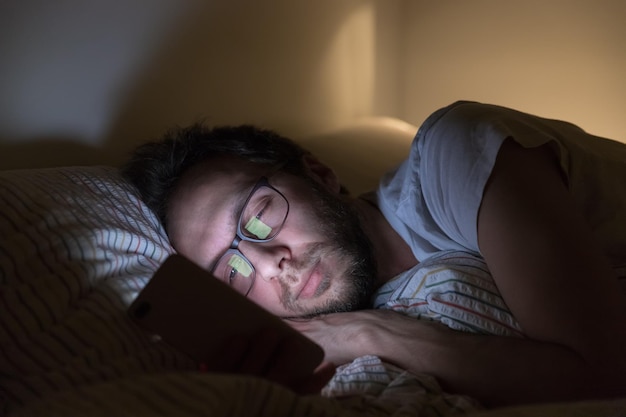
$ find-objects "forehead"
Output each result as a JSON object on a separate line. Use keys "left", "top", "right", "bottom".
{"left": 166, "top": 156, "right": 269, "bottom": 265}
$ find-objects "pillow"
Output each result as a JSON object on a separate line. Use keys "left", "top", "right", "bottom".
{"left": 0, "top": 166, "right": 191, "bottom": 411}
{"left": 297, "top": 116, "right": 417, "bottom": 196}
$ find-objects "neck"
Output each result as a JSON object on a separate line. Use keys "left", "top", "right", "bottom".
{"left": 351, "top": 196, "right": 419, "bottom": 286}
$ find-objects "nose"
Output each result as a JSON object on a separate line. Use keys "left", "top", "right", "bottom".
{"left": 239, "top": 240, "right": 290, "bottom": 282}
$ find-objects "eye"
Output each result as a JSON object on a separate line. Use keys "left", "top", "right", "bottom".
{"left": 243, "top": 196, "right": 274, "bottom": 239}
{"left": 239, "top": 184, "right": 288, "bottom": 241}
{"left": 254, "top": 202, "right": 267, "bottom": 220}
{"left": 227, "top": 254, "right": 253, "bottom": 278}
{"left": 227, "top": 266, "right": 237, "bottom": 283}
{"left": 252, "top": 195, "right": 273, "bottom": 219}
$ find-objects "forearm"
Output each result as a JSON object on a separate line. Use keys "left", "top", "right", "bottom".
{"left": 291, "top": 309, "right": 626, "bottom": 406}
{"left": 372, "top": 319, "right": 625, "bottom": 407}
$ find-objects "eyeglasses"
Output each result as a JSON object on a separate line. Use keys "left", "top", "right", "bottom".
{"left": 211, "top": 177, "right": 289, "bottom": 296}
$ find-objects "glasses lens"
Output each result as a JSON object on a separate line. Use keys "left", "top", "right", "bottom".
{"left": 213, "top": 252, "right": 254, "bottom": 295}
{"left": 240, "top": 186, "right": 288, "bottom": 241}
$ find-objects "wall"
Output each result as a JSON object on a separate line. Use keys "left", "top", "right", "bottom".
{"left": 0, "top": 0, "right": 401, "bottom": 169}
{"left": 1, "top": 0, "right": 624, "bottom": 170}
{"left": 399, "top": 0, "right": 626, "bottom": 142}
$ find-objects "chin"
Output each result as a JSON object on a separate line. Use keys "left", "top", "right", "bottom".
{"left": 294, "top": 288, "right": 363, "bottom": 318}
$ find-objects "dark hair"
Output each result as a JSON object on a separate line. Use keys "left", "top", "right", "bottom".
{"left": 122, "top": 123, "right": 309, "bottom": 227}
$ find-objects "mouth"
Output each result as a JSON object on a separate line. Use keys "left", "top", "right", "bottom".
{"left": 296, "top": 260, "right": 323, "bottom": 300}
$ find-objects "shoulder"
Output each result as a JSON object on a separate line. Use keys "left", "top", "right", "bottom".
{"left": 417, "top": 100, "right": 531, "bottom": 144}
{"left": 413, "top": 101, "right": 511, "bottom": 177}
{"left": 380, "top": 102, "right": 516, "bottom": 253}
{"left": 421, "top": 100, "right": 500, "bottom": 127}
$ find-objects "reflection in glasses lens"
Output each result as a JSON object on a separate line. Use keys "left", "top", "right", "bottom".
{"left": 211, "top": 177, "right": 289, "bottom": 296}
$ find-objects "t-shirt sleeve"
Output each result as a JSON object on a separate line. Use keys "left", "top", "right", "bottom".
{"left": 378, "top": 100, "right": 580, "bottom": 259}
{"left": 417, "top": 102, "right": 513, "bottom": 252}
{"left": 417, "top": 101, "right": 574, "bottom": 253}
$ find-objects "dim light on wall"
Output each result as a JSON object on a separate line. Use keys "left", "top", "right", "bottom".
{"left": 321, "top": 2, "right": 375, "bottom": 122}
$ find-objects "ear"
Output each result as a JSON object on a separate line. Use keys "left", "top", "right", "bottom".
{"left": 301, "top": 154, "right": 342, "bottom": 194}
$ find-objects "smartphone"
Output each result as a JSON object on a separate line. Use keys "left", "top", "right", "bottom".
{"left": 128, "top": 254, "right": 324, "bottom": 376}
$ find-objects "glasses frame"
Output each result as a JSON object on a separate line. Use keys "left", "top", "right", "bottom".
{"left": 211, "top": 176, "right": 289, "bottom": 296}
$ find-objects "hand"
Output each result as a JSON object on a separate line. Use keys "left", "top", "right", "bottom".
{"left": 287, "top": 309, "right": 431, "bottom": 367}
{"left": 202, "top": 327, "right": 335, "bottom": 394}
{"left": 295, "top": 307, "right": 626, "bottom": 406}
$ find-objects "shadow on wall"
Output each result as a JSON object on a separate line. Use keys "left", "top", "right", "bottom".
{"left": 0, "top": 0, "right": 373, "bottom": 170}
{"left": 0, "top": 137, "right": 130, "bottom": 170}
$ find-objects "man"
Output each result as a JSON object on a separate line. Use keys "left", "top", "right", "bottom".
{"left": 123, "top": 101, "right": 626, "bottom": 407}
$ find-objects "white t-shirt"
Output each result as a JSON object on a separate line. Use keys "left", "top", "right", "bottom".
{"left": 376, "top": 101, "right": 626, "bottom": 271}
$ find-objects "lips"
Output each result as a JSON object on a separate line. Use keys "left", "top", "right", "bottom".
{"left": 296, "top": 261, "right": 323, "bottom": 299}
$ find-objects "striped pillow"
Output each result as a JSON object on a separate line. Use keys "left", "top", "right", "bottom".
{"left": 373, "top": 251, "right": 524, "bottom": 337}
{"left": 0, "top": 166, "right": 189, "bottom": 412}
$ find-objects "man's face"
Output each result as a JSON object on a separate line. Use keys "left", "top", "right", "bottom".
{"left": 166, "top": 156, "right": 377, "bottom": 318}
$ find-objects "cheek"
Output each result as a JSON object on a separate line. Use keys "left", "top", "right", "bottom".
{"left": 246, "top": 281, "right": 286, "bottom": 315}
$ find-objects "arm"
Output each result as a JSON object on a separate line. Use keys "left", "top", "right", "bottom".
{"left": 471, "top": 138, "right": 626, "bottom": 403}
{"left": 293, "top": 140, "right": 626, "bottom": 406}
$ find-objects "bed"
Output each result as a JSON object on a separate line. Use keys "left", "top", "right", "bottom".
{"left": 2, "top": 117, "right": 625, "bottom": 417}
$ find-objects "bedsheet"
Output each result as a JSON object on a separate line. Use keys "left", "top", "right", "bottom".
{"left": 8, "top": 357, "right": 481, "bottom": 417}
{"left": 9, "top": 358, "right": 626, "bottom": 417}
